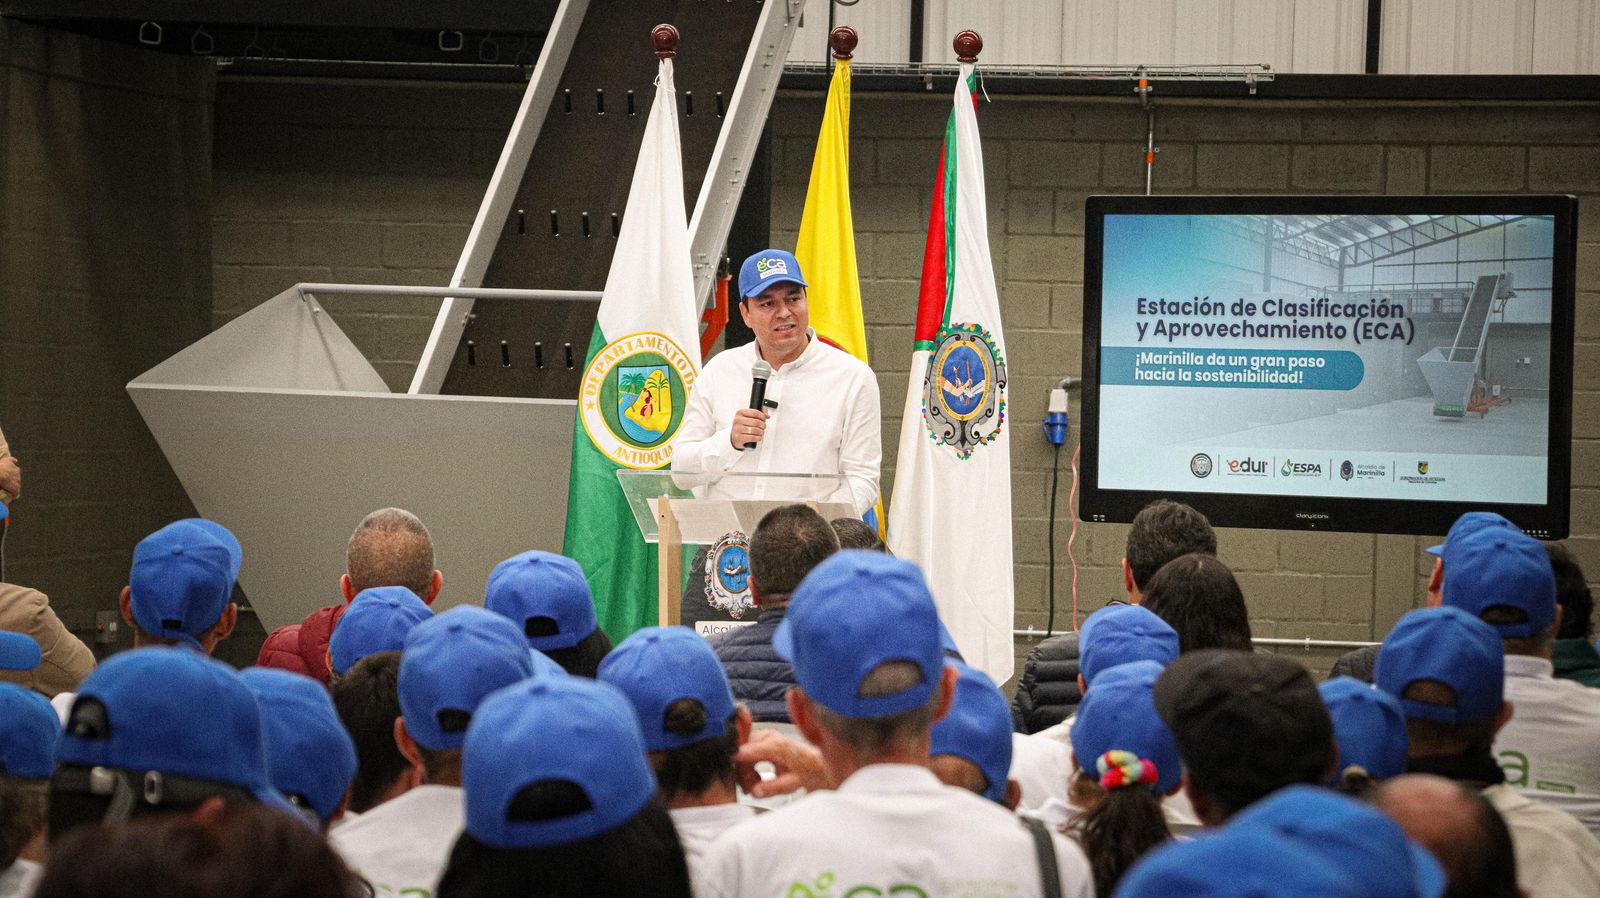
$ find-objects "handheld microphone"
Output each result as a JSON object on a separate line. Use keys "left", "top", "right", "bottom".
{"left": 746, "top": 361, "right": 772, "bottom": 450}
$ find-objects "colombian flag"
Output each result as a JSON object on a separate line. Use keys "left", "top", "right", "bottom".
{"left": 793, "top": 54, "right": 885, "bottom": 535}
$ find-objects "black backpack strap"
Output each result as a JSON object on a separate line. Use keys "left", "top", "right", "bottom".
{"left": 1022, "top": 815, "right": 1063, "bottom": 898}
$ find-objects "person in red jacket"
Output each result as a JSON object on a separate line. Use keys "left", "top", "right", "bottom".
{"left": 256, "top": 508, "right": 443, "bottom": 682}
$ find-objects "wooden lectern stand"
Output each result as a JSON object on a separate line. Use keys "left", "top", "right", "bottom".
{"left": 616, "top": 471, "right": 855, "bottom": 627}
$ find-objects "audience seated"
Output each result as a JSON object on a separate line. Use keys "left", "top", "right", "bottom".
{"left": 327, "top": 586, "right": 431, "bottom": 678}
{"left": 332, "top": 606, "right": 535, "bottom": 894}
{"left": 125, "top": 518, "right": 243, "bottom": 654}
{"left": 1440, "top": 528, "right": 1600, "bottom": 835}
{"left": 1063, "top": 660, "right": 1183, "bottom": 895}
{"left": 697, "top": 551, "right": 1094, "bottom": 898}
{"left": 33, "top": 804, "right": 365, "bottom": 898}
{"left": 258, "top": 508, "right": 444, "bottom": 683}
{"left": 1372, "top": 774, "right": 1522, "bottom": 898}
{"left": 49, "top": 649, "right": 293, "bottom": 841}
{"left": 1154, "top": 650, "right": 1334, "bottom": 825}
{"left": 1547, "top": 542, "right": 1600, "bottom": 687}
{"left": 928, "top": 660, "right": 1018, "bottom": 808}
{"left": 598, "top": 626, "right": 754, "bottom": 874}
{"left": 710, "top": 504, "right": 839, "bottom": 723}
{"left": 1139, "top": 553, "right": 1253, "bottom": 653}
{"left": 1332, "top": 510, "right": 1516, "bottom": 682}
{"left": 829, "top": 516, "right": 885, "bottom": 552}
{"left": 0, "top": 681, "right": 58, "bottom": 898}
{"left": 1320, "top": 676, "right": 1409, "bottom": 792}
{"left": 435, "top": 676, "right": 692, "bottom": 898}
{"left": 329, "top": 650, "right": 410, "bottom": 816}
{"left": 1375, "top": 605, "right": 1600, "bottom": 898}
{"left": 239, "top": 667, "right": 358, "bottom": 830}
{"left": 484, "top": 550, "right": 612, "bottom": 677}
{"left": 1012, "top": 499, "right": 1216, "bottom": 734}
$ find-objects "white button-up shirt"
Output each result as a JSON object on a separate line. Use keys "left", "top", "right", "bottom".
{"left": 1484, "top": 782, "right": 1600, "bottom": 898}
{"left": 1495, "top": 654, "right": 1600, "bottom": 836}
{"left": 697, "top": 763, "right": 1094, "bottom": 898}
{"left": 671, "top": 331, "right": 881, "bottom": 516}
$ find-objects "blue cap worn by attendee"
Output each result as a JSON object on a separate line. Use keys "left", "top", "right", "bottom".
{"left": 485, "top": 551, "right": 598, "bottom": 652}
{"left": 0, "top": 682, "right": 60, "bottom": 778}
{"left": 0, "top": 631, "right": 41, "bottom": 670}
{"left": 1225, "top": 785, "right": 1445, "bottom": 898}
{"left": 463, "top": 676, "right": 655, "bottom": 849}
{"left": 1319, "top": 676, "right": 1408, "bottom": 782}
{"left": 929, "top": 661, "right": 1013, "bottom": 804}
{"left": 1426, "top": 510, "right": 1516, "bottom": 557}
{"left": 774, "top": 550, "right": 944, "bottom": 719}
{"left": 737, "top": 249, "right": 808, "bottom": 299}
{"left": 329, "top": 585, "right": 432, "bottom": 675}
{"left": 400, "top": 606, "right": 536, "bottom": 751}
{"left": 1375, "top": 606, "right": 1504, "bottom": 724}
{"left": 128, "top": 518, "right": 242, "bottom": 648}
{"left": 528, "top": 648, "right": 567, "bottom": 679}
{"left": 1079, "top": 604, "right": 1180, "bottom": 688}
{"left": 598, "top": 626, "right": 736, "bottom": 752}
{"left": 1442, "top": 527, "right": 1557, "bottom": 639}
{"left": 1071, "top": 659, "right": 1183, "bottom": 796}
{"left": 56, "top": 647, "right": 290, "bottom": 813}
{"left": 1114, "top": 818, "right": 1357, "bottom": 898}
{"left": 239, "top": 667, "right": 358, "bottom": 822}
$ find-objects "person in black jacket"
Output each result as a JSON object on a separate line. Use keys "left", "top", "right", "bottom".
{"left": 1012, "top": 499, "right": 1216, "bottom": 734}
{"left": 709, "top": 505, "right": 839, "bottom": 722}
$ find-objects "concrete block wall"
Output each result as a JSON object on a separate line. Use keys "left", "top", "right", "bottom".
{"left": 0, "top": 21, "right": 234, "bottom": 661}
{"left": 212, "top": 78, "right": 522, "bottom": 390}
{"left": 765, "top": 92, "right": 1600, "bottom": 677}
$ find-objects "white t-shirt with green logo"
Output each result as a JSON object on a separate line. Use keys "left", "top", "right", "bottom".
{"left": 697, "top": 763, "right": 1093, "bottom": 898}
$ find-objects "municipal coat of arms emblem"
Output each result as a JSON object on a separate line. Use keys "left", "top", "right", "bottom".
{"left": 922, "top": 323, "right": 1007, "bottom": 460}
{"left": 705, "top": 531, "right": 754, "bottom": 618}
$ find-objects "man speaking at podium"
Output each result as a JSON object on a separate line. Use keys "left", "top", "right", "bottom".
{"left": 672, "top": 249, "right": 881, "bottom": 628}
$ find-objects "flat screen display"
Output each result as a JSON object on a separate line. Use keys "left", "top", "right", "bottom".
{"left": 1079, "top": 194, "right": 1575, "bottom": 538}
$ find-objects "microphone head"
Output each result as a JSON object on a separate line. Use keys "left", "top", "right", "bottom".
{"left": 751, "top": 360, "right": 773, "bottom": 380}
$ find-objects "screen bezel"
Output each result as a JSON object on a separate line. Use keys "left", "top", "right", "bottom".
{"left": 1078, "top": 193, "right": 1576, "bottom": 539}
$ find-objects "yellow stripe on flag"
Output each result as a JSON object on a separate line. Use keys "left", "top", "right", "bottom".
{"left": 793, "top": 58, "right": 884, "bottom": 536}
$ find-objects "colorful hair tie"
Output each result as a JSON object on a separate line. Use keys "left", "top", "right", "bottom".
{"left": 1096, "top": 749, "right": 1158, "bottom": 790}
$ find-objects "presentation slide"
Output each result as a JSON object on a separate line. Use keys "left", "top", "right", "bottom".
{"left": 1097, "top": 212, "right": 1555, "bottom": 505}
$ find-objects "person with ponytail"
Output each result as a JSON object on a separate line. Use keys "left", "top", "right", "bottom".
{"left": 597, "top": 627, "right": 755, "bottom": 876}
{"left": 1064, "top": 660, "right": 1182, "bottom": 898}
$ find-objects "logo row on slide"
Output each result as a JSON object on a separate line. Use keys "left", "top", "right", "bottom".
{"left": 1188, "top": 454, "right": 1446, "bottom": 485}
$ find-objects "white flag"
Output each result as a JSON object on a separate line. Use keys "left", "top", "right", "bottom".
{"left": 887, "top": 63, "right": 1015, "bottom": 682}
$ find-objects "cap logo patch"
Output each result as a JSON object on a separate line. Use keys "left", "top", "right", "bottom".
{"left": 756, "top": 257, "right": 788, "bottom": 279}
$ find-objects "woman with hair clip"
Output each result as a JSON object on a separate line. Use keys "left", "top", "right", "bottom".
{"left": 435, "top": 676, "right": 692, "bottom": 898}
{"left": 1062, "top": 660, "right": 1183, "bottom": 898}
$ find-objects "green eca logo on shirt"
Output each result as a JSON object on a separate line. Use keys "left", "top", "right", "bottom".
{"left": 786, "top": 872, "right": 929, "bottom": 898}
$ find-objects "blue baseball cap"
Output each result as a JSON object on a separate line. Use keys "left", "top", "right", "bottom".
{"left": 0, "top": 632, "right": 41, "bottom": 670}
{"left": 1319, "top": 676, "right": 1409, "bottom": 783}
{"left": 1442, "top": 528, "right": 1556, "bottom": 639}
{"left": 929, "top": 661, "right": 1012, "bottom": 803}
{"left": 529, "top": 648, "right": 567, "bottom": 679}
{"left": 1079, "top": 604, "right": 1179, "bottom": 688}
{"left": 598, "top": 626, "right": 736, "bottom": 752}
{"left": 1071, "top": 659, "right": 1183, "bottom": 795}
{"left": 1427, "top": 511, "right": 1516, "bottom": 557}
{"left": 58, "top": 647, "right": 284, "bottom": 806}
{"left": 1227, "top": 785, "right": 1445, "bottom": 898}
{"left": 128, "top": 519, "right": 242, "bottom": 648}
{"left": 463, "top": 676, "right": 655, "bottom": 849}
{"left": 1117, "top": 821, "right": 1359, "bottom": 898}
{"left": 775, "top": 551, "right": 944, "bottom": 719}
{"left": 0, "top": 683, "right": 60, "bottom": 778}
{"left": 485, "top": 551, "right": 597, "bottom": 652}
{"left": 738, "top": 249, "right": 807, "bottom": 299}
{"left": 1376, "top": 607, "right": 1504, "bottom": 724}
{"left": 239, "top": 667, "right": 358, "bottom": 821}
{"left": 329, "top": 586, "right": 432, "bottom": 675}
{"left": 400, "top": 606, "right": 535, "bottom": 751}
